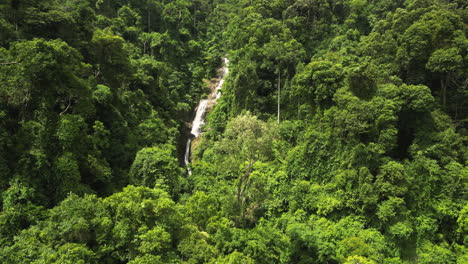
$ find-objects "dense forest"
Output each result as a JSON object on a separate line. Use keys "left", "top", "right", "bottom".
{"left": 0, "top": 0, "right": 467, "bottom": 263}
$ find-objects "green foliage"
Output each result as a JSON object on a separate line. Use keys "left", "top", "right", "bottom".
{"left": 57, "top": 115, "right": 87, "bottom": 151}
{"left": 426, "top": 47, "right": 463, "bottom": 73}
{"left": 130, "top": 146, "right": 181, "bottom": 195}
{"left": 214, "top": 113, "right": 278, "bottom": 169}
{"left": 0, "top": 0, "right": 211, "bottom": 206}
{"left": 92, "top": 84, "right": 113, "bottom": 104}
{"left": 0, "top": 0, "right": 467, "bottom": 263}
{"left": 0, "top": 180, "right": 44, "bottom": 246}
{"left": 0, "top": 38, "right": 89, "bottom": 110}
{"left": 290, "top": 60, "right": 344, "bottom": 108}
{"left": 347, "top": 63, "right": 379, "bottom": 100}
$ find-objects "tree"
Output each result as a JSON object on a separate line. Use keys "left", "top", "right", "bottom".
{"left": 53, "top": 153, "right": 90, "bottom": 201}
{"left": 262, "top": 35, "right": 305, "bottom": 122}
{"left": 426, "top": 47, "right": 463, "bottom": 107}
{"left": 0, "top": 38, "right": 90, "bottom": 113}
{"left": 184, "top": 191, "right": 220, "bottom": 229}
{"left": 213, "top": 113, "right": 278, "bottom": 225}
{"left": 0, "top": 179, "right": 44, "bottom": 246}
{"left": 130, "top": 146, "right": 181, "bottom": 196}
{"left": 290, "top": 60, "right": 344, "bottom": 110}
{"left": 91, "top": 28, "right": 130, "bottom": 85}
{"left": 347, "top": 63, "right": 378, "bottom": 100}
{"left": 215, "top": 113, "right": 278, "bottom": 174}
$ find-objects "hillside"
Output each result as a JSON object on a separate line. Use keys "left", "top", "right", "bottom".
{"left": 0, "top": 0, "right": 467, "bottom": 263}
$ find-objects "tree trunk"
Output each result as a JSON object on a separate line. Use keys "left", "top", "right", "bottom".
{"left": 443, "top": 80, "right": 447, "bottom": 108}
{"left": 442, "top": 74, "right": 449, "bottom": 108}
{"left": 297, "top": 97, "right": 300, "bottom": 120}
{"left": 147, "top": 7, "right": 151, "bottom": 32}
{"left": 277, "top": 70, "right": 281, "bottom": 124}
{"left": 0, "top": 62, "right": 19, "bottom": 65}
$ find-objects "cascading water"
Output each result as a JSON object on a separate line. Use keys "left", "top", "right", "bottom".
{"left": 185, "top": 58, "right": 229, "bottom": 175}
{"left": 190, "top": 99, "right": 209, "bottom": 138}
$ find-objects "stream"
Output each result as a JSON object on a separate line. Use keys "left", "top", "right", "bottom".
{"left": 184, "top": 58, "right": 229, "bottom": 175}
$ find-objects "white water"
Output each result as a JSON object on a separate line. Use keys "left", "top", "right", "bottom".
{"left": 185, "top": 58, "right": 229, "bottom": 175}
{"left": 190, "top": 99, "right": 209, "bottom": 138}
{"left": 184, "top": 138, "right": 192, "bottom": 175}
{"left": 215, "top": 58, "right": 229, "bottom": 98}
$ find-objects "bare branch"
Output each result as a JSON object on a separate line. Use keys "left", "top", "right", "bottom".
{"left": 0, "top": 62, "right": 19, "bottom": 65}
{"left": 59, "top": 97, "right": 72, "bottom": 116}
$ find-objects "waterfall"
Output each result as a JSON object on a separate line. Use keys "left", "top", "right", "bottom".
{"left": 184, "top": 58, "right": 229, "bottom": 175}
{"left": 184, "top": 138, "right": 192, "bottom": 175}
{"left": 215, "top": 58, "right": 229, "bottom": 99}
{"left": 190, "top": 99, "right": 209, "bottom": 138}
